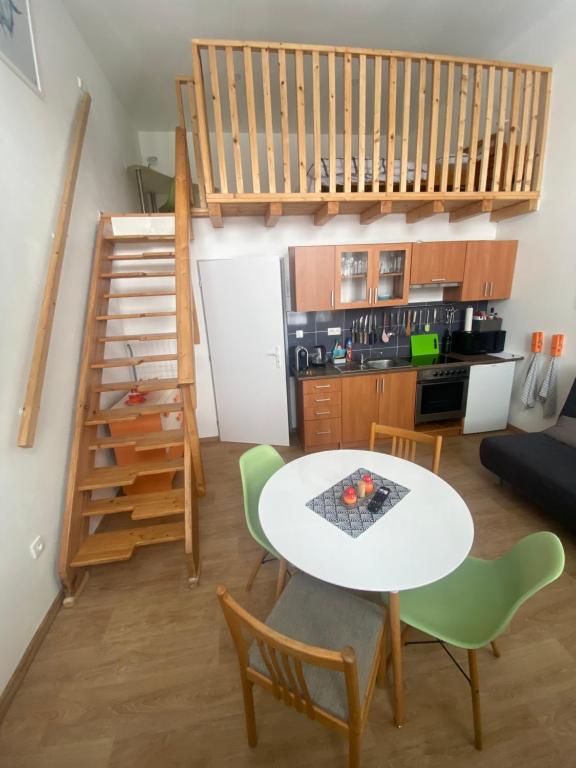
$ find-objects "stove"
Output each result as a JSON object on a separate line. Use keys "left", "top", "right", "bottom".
{"left": 413, "top": 356, "right": 470, "bottom": 424}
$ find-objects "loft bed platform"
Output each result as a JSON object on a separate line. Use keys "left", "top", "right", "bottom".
{"left": 176, "top": 40, "right": 551, "bottom": 228}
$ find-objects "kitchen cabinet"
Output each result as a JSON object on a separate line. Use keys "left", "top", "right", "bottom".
{"left": 297, "top": 378, "right": 342, "bottom": 452}
{"left": 378, "top": 370, "right": 418, "bottom": 429}
{"left": 341, "top": 370, "right": 417, "bottom": 445}
{"left": 289, "top": 246, "right": 335, "bottom": 311}
{"left": 334, "top": 243, "right": 412, "bottom": 309}
{"left": 410, "top": 241, "right": 467, "bottom": 285}
{"left": 463, "top": 361, "right": 516, "bottom": 433}
{"left": 444, "top": 240, "right": 518, "bottom": 301}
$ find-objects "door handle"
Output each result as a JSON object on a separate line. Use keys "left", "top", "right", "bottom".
{"left": 381, "top": 377, "right": 385, "bottom": 394}
{"left": 315, "top": 431, "right": 332, "bottom": 436}
{"left": 431, "top": 278, "right": 447, "bottom": 282}
{"left": 489, "top": 281, "right": 494, "bottom": 297}
{"left": 314, "top": 411, "right": 331, "bottom": 416}
{"left": 368, "top": 287, "right": 372, "bottom": 304}
{"left": 330, "top": 289, "right": 334, "bottom": 308}
{"left": 264, "top": 345, "right": 281, "bottom": 369}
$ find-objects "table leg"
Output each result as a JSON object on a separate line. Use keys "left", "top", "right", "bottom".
{"left": 389, "top": 591, "right": 405, "bottom": 727}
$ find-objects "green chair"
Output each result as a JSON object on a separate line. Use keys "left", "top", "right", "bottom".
{"left": 239, "top": 445, "right": 287, "bottom": 599}
{"left": 389, "top": 532, "right": 565, "bottom": 750}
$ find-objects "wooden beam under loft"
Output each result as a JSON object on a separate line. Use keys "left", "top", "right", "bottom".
{"left": 449, "top": 199, "right": 493, "bottom": 222}
{"left": 490, "top": 199, "right": 538, "bottom": 222}
{"left": 406, "top": 200, "right": 445, "bottom": 223}
{"left": 360, "top": 201, "right": 392, "bottom": 225}
{"left": 314, "top": 201, "right": 339, "bottom": 226}
{"left": 265, "top": 202, "right": 282, "bottom": 227}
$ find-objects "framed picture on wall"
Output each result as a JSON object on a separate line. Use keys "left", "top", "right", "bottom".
{"left": 0, "top": 0, "right": 41, "bottom": 94}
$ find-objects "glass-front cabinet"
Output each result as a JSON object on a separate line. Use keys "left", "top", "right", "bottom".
{"left": 334, "top": 243, "right": 412, "bottom": 308}
{"left": 334, "top": 248, "right": 370, "bottom": 307}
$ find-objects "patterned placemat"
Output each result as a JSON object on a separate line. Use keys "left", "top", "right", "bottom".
{"left": 305, "top": 467, "right": 410, "bottom": 539}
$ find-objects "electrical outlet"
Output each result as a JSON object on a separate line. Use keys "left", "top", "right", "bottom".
{"left": 295, "top": 330, "right": 304, "bottom": 338}
{"left": 30, "top": 536, "right": 45, "bottom": 560}
{"left": 327, "top": 327, "right": 341, "bottom": 336}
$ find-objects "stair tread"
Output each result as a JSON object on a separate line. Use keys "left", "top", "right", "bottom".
{"left": 100, "top": 271, "right": 176, "bottom": 278}
{"left": 78, "top": 457, "right": 184, "bottom": 490}
{"left": 85, "top": 402, "right": 182, "bottom": 425}
{"left": 88, "top": 429, "right": 184, "bottom": 451}
{"left": 104, "top": 290, "right": 176, "bottom": 299}
{"left": 104, "top": 234, "right": 175, "bottom": 242}
{"left": 95, "top": 311, "right": 176, "bottom": 320}
{"left": 94, "top": 377, "right": 179, "bottom": 393}
{"left": 99, "top": 333, "right": 177, "bottom": 343}
{"left": 83, "top": 488, "right": 185, "bottom": 519}
{"left": 70, "top": 521, "right": 185, "bottom": 566}
{"left": 91, "top": 354, "right": 177, "bottom": 369}
{"left": 106, "top": 252, "right": 175, "bottom": 261}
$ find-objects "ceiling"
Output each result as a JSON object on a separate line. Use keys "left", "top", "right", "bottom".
{"left": 62, "top": 0, "right": 559, "bottom": 130}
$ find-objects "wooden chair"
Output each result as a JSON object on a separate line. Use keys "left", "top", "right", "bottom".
{"left": 217, "top": 573, "right": 385, "bottom": 768}
{"left": 369, "top": 422, "right": 443, "bottom": 475}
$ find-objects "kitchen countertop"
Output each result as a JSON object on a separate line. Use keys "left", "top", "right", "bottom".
{"left": 292, "top": 352, "right": 524, "bottom": 381}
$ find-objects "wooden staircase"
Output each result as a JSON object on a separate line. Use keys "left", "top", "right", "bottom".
{"left": 59, "top": 128, "right": 204, "bottom": 604}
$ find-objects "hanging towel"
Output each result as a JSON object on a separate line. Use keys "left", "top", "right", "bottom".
{"left": 520, "top": 354, "right": 539, "bottom": 408}
{"left": 538, "top": 357, "right": 558, "bottom": 418}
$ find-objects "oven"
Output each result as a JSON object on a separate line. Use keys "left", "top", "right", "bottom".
{"left": 415, "top": 365, "right": 470, "bottom": 424}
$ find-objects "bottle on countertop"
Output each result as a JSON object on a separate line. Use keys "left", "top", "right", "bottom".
{"left": 345, "top": 337, "right": 353, "bottom": 362}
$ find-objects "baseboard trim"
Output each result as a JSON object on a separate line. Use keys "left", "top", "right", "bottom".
{"left": 0, "top": 590, "right": 63, "bottom": 724}
{"left": 506, "top": 423, "right": 526, "bottom": 433}
{"left": 199, "top": 436, "right": 219, "bottom": 444}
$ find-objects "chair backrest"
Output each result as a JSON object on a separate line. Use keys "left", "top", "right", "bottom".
{"left": 495, "top": 532, "right": 565, "bottom": 623}
{"left": 239, "top": 445, "right": 285, "bottom": 546}
{"left": 369, "top": 422, "right": 443, "bottom": 474}
{"left": 217, "top": 584, "right": 361, "bottom": 729}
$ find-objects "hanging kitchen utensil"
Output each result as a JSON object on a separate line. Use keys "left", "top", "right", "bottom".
{"left": 424, "top": 309, "right": 431, "bottom": 332}
{"left": 521, "top": 331, "right": 543, "bottom": 408}
{"left": 406, "top": 310, "right": 411, "bottom": 337}
{"left": 538, "top": 334, "right": 564, "bottom": 418}
{"left": 381, "top": 311, "right": 389, "bottom": 343}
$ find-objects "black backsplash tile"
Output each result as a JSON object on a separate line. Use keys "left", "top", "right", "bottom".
{"left": 286, "top": 312, "right": 316, "bottom": 332}
{"left": 286, "top": 300, "right": 489, "bottom": 359}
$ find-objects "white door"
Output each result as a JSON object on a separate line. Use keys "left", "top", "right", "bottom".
{"left": 199, "top": 257, "right": 290, "bottom": 445}
{"left": 463, "top": 362, "right": 516, "bottom": 433}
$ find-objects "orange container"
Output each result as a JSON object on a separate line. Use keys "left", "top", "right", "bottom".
{"left": 531, "top": 331, "right": 544, "bottom": 353}
{"left": 551, "top": 334, "right": 565, "bottom": 357}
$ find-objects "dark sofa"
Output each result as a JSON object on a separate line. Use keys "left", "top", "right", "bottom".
{"left": 480, "top": 378, "right": 576, "bottom": 532}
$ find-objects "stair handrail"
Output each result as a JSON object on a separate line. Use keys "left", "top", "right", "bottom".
{"left": 174, "top": 125, "right": 196, "bottom": 386}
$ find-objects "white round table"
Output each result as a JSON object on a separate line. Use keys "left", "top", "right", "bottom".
{"left": 259, "top": 449, "right": 474, "bottom": 725}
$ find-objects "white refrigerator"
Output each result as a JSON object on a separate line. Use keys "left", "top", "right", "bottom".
{"left": 463, "top": 361, "right": 516, "bottom": 434}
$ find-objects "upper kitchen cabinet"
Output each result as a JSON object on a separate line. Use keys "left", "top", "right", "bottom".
{"left": 334, "top": 246, "right": 371, "bottom": 308}
{"left": 372, "top": 243, "right": 412, "bottom": 307}
{"left": 410, "top": 241, "right": 466, "bottom": 285}
{"left": 289, "top": 246, "right": 335, "bottom": 311}
{"left": 334, "top": 243, "right": 412, "bottom": 309}
{"left": 444, "top": 241, "right": 518, "bottom": 301}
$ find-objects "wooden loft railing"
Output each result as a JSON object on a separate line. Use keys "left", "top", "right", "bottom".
{"left": 177, "top": 39, "right": 552, "bottom": 226}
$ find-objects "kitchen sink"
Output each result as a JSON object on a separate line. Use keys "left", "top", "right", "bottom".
{"left": 334, "top": 358, "right": 412, "bottom": 373}
{"left": 365, "top": 358, "right": 412, "bottom": 369}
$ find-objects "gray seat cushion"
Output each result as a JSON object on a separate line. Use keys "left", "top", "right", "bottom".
{"left": 249, "top": 572, "right": 383, "bottom": 721}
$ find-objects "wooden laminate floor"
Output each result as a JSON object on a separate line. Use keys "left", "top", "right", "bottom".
{"left": 1, "top": 435, "right": 576, "bottom": 768}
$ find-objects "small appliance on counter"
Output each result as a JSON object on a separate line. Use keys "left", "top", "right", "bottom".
{"left": 309, "top": 344, "right": 328, "bottom": 366}
{"left": 294, "top": 346, "right": 309, "bottom": 372}
{"left": 451, "top": 329, "right": 506, "bottom": 355}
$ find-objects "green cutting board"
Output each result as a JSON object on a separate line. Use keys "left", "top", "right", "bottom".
{"left": 410, "top": 333, "right": 439, "bottom": 356}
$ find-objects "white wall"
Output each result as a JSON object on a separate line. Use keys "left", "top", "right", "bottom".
{"left": 0, "top": 0, "right": 139, "bottom": 694}
{"left": 494, "top": 0, "right": 576, "bottom": 430}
